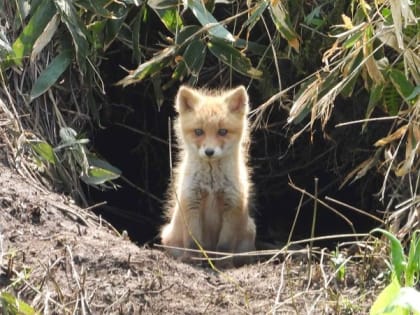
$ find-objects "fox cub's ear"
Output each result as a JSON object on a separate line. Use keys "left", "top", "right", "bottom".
{"left": 175, "top": 86, "right": 200, "bottom": 113}
{"left": 225, "top": 86, "right": 249, "bottom": 115}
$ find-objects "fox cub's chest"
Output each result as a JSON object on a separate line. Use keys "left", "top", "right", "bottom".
{"left": 191, "top": 163, "right": 234, "bottom": 193}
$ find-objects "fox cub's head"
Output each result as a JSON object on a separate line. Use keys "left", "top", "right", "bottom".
{"left": 175, "top": 86, "right": 249, "bottom": 160}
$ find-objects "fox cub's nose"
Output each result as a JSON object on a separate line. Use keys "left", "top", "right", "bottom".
{"left": 205, "top": 148, "right": 215, "bottom": 157}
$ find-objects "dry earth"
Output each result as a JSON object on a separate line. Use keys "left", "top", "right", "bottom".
{"left": 0, "top": 161, "right": 385, "bottom": 314}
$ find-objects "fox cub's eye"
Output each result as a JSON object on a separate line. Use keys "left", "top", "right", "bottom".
{"left": 218, "top": 128, "right": 228, "bottom": 136}
{"left": 194, "top": 129, "right": 204, "bottom": 136}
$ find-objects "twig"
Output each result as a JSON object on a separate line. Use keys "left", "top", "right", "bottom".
{"left": 288, "top": 179, "right": 357, "bottom": 236}
{"left": 335, "top": 116, "right": 400, "bottom": 127}
{"left": 272, "top": 253, "right": 292, "bottom": 315}
{"left": 65, "top": 245, "right": 92, "bottom": 315}
{"left": 325, "top": 196, "right": 384, "bottom": 224}
{"left": 308, "top": 177, "right": 319, "bottom": 287}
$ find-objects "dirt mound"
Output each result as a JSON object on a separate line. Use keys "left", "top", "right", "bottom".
{"left": 0, "top": 162, "right": 382, "bottom": 314}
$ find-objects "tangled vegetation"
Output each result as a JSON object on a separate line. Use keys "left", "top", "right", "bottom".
{"left": 0, "top": 0, "right": 419, "bottom": 313}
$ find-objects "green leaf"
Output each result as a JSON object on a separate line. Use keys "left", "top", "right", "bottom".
{"left": 131, "top": 9, "right": 142, "bottom": 63}
{"left": 148, "top": 0, "right": 183, "bottom": 34}
{"left": 31, "top": 141, "right": 56, "bottom": 164}
{"left": 1, "top": 292, "right": 39, "bottom": 315}
{"left": 371, "top": 228, "right": 406, "bottom": 283}
{"left": 173, "top": 39, "right": 206, "bottom": 82}
{"left": 117, "top": 47, "right": 175, "bottom": 86}
{"left": 30, "top": 50, "right": 72, "bottom": 101}
{"left": 103, "top": 6, "right": 130, "bottom": 49}
{"left": 207, "top": 38, "right": 262, "bottom": 79}
{"left": 388, "top": 287, "right": 420, "bottom": 314}
{"left": 175, "top": 25, "right": 201, "bottom": 45}
{"left": 187, "top": 0, "right": 235, "bottom": 42}
{"left": 406, "top": 86, "right": 420, "bottom": 101}
{"left": 10, "top": 0, "right": 57, "bottom": 65}
{"left": 405, "top": 230, "right": 420, "bottom": 286}
{"left": 389, "top": 69, "right": 415, "bottom": 100}
{"left": 368, "top": 84, "right": 384, "bottom": 113}
{"left": 363, "top": 84, "right": 384, "bottom": 132}
{"left": 242, "top": 1, "right": 268, "bottom": 31}
{"left": 75, "top": 0, "right": 118, "bottom": 19}
{"left": 81, "top": 156, "right": 121, "bottom": 186}
{"left": 53, "top": 0, "right": 89, "bottom": 72}
{"left": 268, "top": 2, "right": 299, "bottom": 51}
{"left": 383, "top": 84, "right": 401, "bottom": 115}
{"left": 343, "top": 30, "right": 363, "bottom": 49}
{"left": 88, "top": 156, "right": 122, "bottom": 176}
{"left": 370, "top": 275, "right": 402, "bottom": 315}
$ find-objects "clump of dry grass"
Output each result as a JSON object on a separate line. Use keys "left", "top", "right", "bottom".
{"left": 255, "top": 0, "right": 419, "bottom": 238}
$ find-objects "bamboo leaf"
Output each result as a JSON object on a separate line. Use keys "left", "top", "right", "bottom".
{"left": 88, "top": 156, "right": 122, "bottom": 176}
{"left": 242, "top": 1, "right": 268, "bottom": 31}
{"left": 395, "top": 126, "right": 419, "bottom": 177}
{"left": 31, "top": 141, "right": 56, "bottom": 164}
{"left": 363, "top": 26, "right": 384, "bottom": 84}
{"left": 117, "top": 47, "right": 176, "bottom": 86}
{"left": 31, "top": 14, "right": 60, "bottom": 61}
{"left": 187, "top": 0, "right": 235, "bottom": 42}
{"left": 76, "top": 0, "right": 118, "bottom": 19}
{"left": 363, "top": 84, "right": 384, "bottom": 132}
{"left": 384, "top": 84, "right": 401, "bottom": 115}
{"left": 389, "top": 69, "right": 415, "bottom": 100}
{"left": 53, "top": 0, "right": 89, "bottom": 72}
{"left": 175, "top": 25, "right": 201, "bottom": 45}
{"left": 374, "top": 125, "right": 408, "bottom": 147}
{"left": 268, "top": 2, "right": 300, "bottom": 52}
{"left": 148, "top": 0, "right": 183, "bottom": 33}
{"left": 81, "top": 156, "right": 121, "bottom": 186}
{"left": 10, "top": 0, "right": 57, "bottom": 65}
{"left": 30, "top": 50, "right": 72, "bottom": 101}
{"left": 288, "top": 77, "right": 319, "bottom": 125}
{"left": 207, "top": 38, "right": 262, "bottom": 79}
{"left": 173, "top": 39, "right": 206, "bottom": 82}
{"left": 343, "top": 30, "right": 363, "bottom": 49}
{"left": 103, "top": 6, "right": 130, "bottom": 49}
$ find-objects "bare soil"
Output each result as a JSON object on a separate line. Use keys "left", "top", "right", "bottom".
{"left": 0, "top": 161, "right": 384, "bottom": 314}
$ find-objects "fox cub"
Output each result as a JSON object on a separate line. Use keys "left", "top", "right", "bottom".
{"left": 161, "top": 85, "right": 256, "bottom": 266}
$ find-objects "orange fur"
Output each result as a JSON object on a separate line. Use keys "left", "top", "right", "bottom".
{"left": 161, "top": 86, "right": 256, "bottom": 267}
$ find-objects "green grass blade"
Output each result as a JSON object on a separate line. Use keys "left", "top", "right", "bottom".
{"left": 405, "top": 230, "right": 420, "bottom": 286}
{"left": 371, "top": 228, "right": 406, "bottom": 283}
{"left": 29, "top": 50, "right": 72, "bottom": 101}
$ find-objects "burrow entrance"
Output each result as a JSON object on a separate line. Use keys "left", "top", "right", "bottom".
{"left": 87, "top": 50, "right": 385, "bottom": 248}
